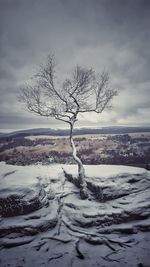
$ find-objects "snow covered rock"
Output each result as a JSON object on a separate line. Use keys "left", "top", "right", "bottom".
{"left": 0, "top": 184, "right": 49, "bottom": 217}
{"left": 0, "top": 162, "right": 150, "bottom": 267}
{"left": 0, "top": 162, "right": 58, "bottom": 237}
{"left": 63, "top": 165, "right": 150, "bottom": 229}
{"left": 0, "top": 171, "right": 49, "bottom": 217}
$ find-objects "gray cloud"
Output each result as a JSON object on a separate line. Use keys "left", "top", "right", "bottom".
{"left": 0, "top": 0, "right": 150, "bottom": 131}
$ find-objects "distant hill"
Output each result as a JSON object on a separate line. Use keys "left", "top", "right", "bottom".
{"left": 0, "top": 126, "right": 150, "bottom": 141}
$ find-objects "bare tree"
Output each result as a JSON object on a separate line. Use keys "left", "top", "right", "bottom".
{"left": 19, "top": 55, "right": 117, "bottom": 199}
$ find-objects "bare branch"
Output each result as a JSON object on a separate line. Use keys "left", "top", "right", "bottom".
{"left": 18, "top": 54, "right": 118, "bottom": 199}
{"left": 54, "top": 114, "right": 70, "bottom": 124}
{"left": 71, "top": 66, "right": 95, "bottom": 96}
{"left": 19, "top": 54, "right": 118, "bottom": 125}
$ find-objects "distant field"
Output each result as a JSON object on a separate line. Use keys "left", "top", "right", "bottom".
{"left": 0, "top": 131, "right": 149, "bottom": 169}
{"left": 24, "top": 132, "right": 150, "bottom": 140}
{"left": 25, "top": 134, "right": 108, "bottom": 140}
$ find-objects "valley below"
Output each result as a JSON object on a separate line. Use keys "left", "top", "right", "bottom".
{"left": 0, "top": 130, "right": 150, "bottom": 169}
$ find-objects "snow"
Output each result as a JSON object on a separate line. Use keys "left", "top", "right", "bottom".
{"left": 0, "top": 162, "right": 150, "bottom": 267}
{"left": 0, "top": 161, "right": 146, "bottom": 180}
{"left": 84, "top": 164, "right": 146, "bottom": 177}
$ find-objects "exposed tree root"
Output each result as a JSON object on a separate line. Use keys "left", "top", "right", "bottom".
{"left": 62, "top": 219, "right": 96, "bottom": 237}
{"left": 55, "top": 176, "right": 67, "bottom": 236}
{"left": 62, "top": 169, "right": 80, "bottom": 188}
{"left": 33, "top": 241, "right": 47, "bottom": 251}
{"left": 85, "top": 235, "right": 132, "bottom": 250}
{"left": 63, "top": 169, "right": 103, "bottom": 201}
{"left": 107, "top": 238, "right": 132, "bottom": 248}
{"left": 101, "top": 249, "right": 120, "bottom": 262}
{"left": 102, "top": 254, "right": 123, "bottom": 263}
{"left": 42, "top": 236, "right": 71, "bottom": 243}
{"left": 60, "top": 191, "right": 78, "bottom": 199}
{"left": 0, "top": 237, "right": 35, "bottom": 249}
{"left": 84, "top": 235, "right": 116, "bottom": 251}
{"left": 62, "top": 218, "right": 132, "bottom": 255}
{"left": 48, "top": 252, "right": 68, "bottom": 262}
{"left": 75, "top": 238, "right": 84, "bottom": 259}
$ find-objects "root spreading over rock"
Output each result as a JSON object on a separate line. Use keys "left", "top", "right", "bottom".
{"left": 0, "top": 163, "right": 150, "bottom": 267}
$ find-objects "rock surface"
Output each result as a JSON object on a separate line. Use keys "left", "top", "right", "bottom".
{"left": 0, "top": 180, "right": 49, "bottom": 217}
{"left": 0, "top": 162, "right": 150, "bottom": 267}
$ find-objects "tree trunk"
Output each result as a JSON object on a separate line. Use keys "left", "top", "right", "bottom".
{"left": 69, "top": 123, "right": 88, "bottom": 199}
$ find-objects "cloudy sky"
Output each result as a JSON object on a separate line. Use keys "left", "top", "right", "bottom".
{"left": 0, "top": 0, "right": 150, "bottom": 131}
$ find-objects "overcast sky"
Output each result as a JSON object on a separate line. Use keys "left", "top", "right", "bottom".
{"left": 0, "top": 0, "right": 150, "bottom": 131}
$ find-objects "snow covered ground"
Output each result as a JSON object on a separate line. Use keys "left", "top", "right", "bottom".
{"left": 0, "top": 162, "right": 150, "bottom": 267}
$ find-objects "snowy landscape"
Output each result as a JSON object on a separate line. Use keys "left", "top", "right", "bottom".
{"left": 1, "top": 0, "right": 150, "bottom": 266}
{"left": 0, "top": 161, "right": 150, "bottom": 266}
